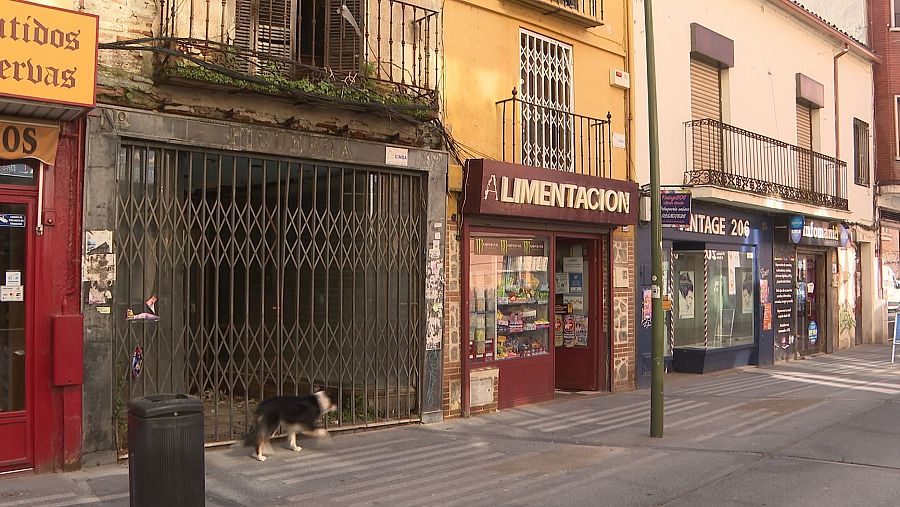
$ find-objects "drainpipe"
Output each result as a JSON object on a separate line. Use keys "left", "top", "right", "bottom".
{"left": 834, "top": 44, "right": 850, "bottom": 160}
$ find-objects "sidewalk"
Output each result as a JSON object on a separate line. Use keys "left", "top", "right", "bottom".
{"left": 3, "top": 344, "right": 900, "bottom": 506}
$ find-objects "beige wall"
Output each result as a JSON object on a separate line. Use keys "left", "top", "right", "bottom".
{"left": 633, "top": 0, "right": 875, "bottom": 225}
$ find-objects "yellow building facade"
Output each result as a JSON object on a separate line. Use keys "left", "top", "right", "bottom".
{"left": 441, "top": 0, "right": 638, "bottom": 418}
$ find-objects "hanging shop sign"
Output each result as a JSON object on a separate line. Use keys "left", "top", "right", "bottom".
{"left": 0, "top": 117, "right": 59, "bottom": 164}
{"left": 0, "top": 0, "right": 99, "bottom": 108}
{"left": 464, "top": 159, "right": 638, "bottom": 225}
{"left": 782, "top": 216, "right": 849, "bottom": 248}
{"left": 661, "top": 191, "right": 691, "bottom": 226}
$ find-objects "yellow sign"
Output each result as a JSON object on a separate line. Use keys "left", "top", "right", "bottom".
{"left": 0, "top": 117, "right": 60, "bottom": 164}
{"left": 0, "top": 0, "right": 98, "bottom": 108}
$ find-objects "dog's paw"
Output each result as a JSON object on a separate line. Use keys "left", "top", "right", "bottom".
{"left": 255, "top": 453, "right": 267, "bottom": 462}
{"left": 314, "top": 428, "right": 329, "bottom": 438}
{"left": 290, "top": 445, "right": 302, "bottom": 452}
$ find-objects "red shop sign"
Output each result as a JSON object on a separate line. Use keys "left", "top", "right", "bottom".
{"left": 464, "top": 159, "right": 638, "bottom": 226}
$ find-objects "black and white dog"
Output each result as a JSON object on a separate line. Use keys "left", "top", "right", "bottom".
{"left": 243, "top": 391, "right": 337, "bottom": 461}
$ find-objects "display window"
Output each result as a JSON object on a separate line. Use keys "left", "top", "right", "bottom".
{"left": 671, "top": 247, "right": 756, "bottom": 349}
{"left": 468, "top": 235, "right": 550, "bottom": 362}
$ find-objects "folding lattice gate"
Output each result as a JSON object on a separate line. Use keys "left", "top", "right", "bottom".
{"left": 113, "top": 142, "right": 425, "bottom": 443}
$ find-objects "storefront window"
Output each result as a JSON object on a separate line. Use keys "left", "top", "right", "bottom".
{"left": 881, "top": 224, "right": 900, "bottom": 312}
{"left": 469, "top": 236, "right": 550, "bottom": 362}
{"left": 672, "top": 248, "right": 755, "bottom": 349}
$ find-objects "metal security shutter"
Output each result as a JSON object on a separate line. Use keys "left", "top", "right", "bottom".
{"left": 519, "top": 29, "right": 574, "bottom": 171}
{"left": 797, "top": 102, "right": 813, "bottom": 190}
{"left": 690, "top": 58, "right": 721, "bottom": 121}
{"left": 796, "top": 103, "right": 813, "bottom": 149}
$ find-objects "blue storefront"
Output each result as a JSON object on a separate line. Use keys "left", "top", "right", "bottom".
{"left": 636, "top": 202, "right": 775, "bottom": 383}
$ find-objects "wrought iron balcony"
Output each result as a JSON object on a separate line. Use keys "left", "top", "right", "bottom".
{"left": 157, "top": 0, "right": 440, "bottom": 97}
{"left": 497, "top": 91, "right": 613, "bottom": 178}
{"left": 508, "top": 0, "right": 603, "bottom": 27}
{"left": 684, "top": 119, "right": 848, "bottom": 210}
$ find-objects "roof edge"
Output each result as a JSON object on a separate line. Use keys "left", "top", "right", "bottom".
{"left": 775, "top": 0, "right": 882, "bottom": 64}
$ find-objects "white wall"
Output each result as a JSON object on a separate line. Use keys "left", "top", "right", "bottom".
{"left": 632, "top": 0, "right": 875, "bottom": 226}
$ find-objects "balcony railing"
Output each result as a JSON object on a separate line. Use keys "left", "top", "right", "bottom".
{"left": 684, "top": 118, "right": 848, "bottom": 210}
{"left": 498, "top": 91, "right": 612, "bottom": 178}
{"left": 509, "top": 0, "right": 603, "bottom": 27}
{"left": 158, "top": 0, "right": 440, "bottom": 96}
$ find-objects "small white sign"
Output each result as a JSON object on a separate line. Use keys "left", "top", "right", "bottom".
{"left": 612, "top": 133, "right": 626, "bottom": 149}
{"left": 563, "top": 257, "right": 583, "bottom": 273}
{"left": 385, "top": 146, "right": 409, "bottom": 167}
{"left": 5, "top": 271, "right": 21, "bottom": 286}
{"left": 0, "top": 285, "right": 23, "bottom": 302}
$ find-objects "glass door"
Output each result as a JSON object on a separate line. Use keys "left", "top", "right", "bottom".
{"left": 0, "top": 199, "right": 31, "bottom": 469}
{"left": 554, "top": 237, "right": 599, "bottom": 391}
{"left": 796, "top": 254, "right": 824, "bottom": 355}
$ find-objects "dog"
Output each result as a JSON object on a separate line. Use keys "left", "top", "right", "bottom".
{"left": 243, "top": 391, "right": 337, "bottom": 461}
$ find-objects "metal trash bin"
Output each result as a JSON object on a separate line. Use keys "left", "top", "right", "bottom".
{"left": 128, "top": 393, "right": 205, "bottom": 507}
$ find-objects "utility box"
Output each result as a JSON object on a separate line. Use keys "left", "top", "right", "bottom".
{"left": 128, "top": 394, "right": 205, "bottom": 507}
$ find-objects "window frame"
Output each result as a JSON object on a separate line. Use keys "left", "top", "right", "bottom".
{"left": 893, "top": 0, "right": 900, "bottom": 29}
{"left": 853, "top": 117, "right": 870, "bottom": 187}
{"left": 518, "top": 28, "right": 575, "bottom": 172}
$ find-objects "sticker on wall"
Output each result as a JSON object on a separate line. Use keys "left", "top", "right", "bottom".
{"left": 0, "top": 214, "right": 25, "bottom": 228}
{"left": 5, "top": 271, "right": 20, "bottom": 286}
{"left": 808, "top": 321, "right": 818, "bottom": 345}
{"left": 127, "top": 308, "right": 160, "bottom": 322}
{"left": 641, "top": 289, "right": 652, "bottom": 329}
{"left": 0, "top": 285, "right": 23, "bottom": 302}
{"left": 96, "top": 306, "right": 111, "bottom": 314}
{"left": 131, "top": 346, "right": 143, "bottom": 379}
{"left": 145, "top": 295, "right": 158, "bottom": 314}
{"left": 85, "top": 230, "right": 114, "bottom": 255}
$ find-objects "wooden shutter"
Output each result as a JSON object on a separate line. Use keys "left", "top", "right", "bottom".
{"left": 797, "top": 102, "right": 814, "bottom": 190}
{"left": 325, "top": 0, "right": 362, "bottom": 73}
{"left": 690, "top": 58, "right": 721, "bottom": 121}
{"left": 233, "top": 0, "right": 295, "bottom": 73}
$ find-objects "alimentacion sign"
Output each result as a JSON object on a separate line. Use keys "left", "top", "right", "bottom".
{"left": 464, "top": 159, "right": 639, "bottom": 225}
{"left": 0, "top": 0, "right": 98, "bottom": 107}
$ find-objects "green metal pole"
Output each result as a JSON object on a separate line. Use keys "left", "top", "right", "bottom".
{"left": 644, "top": 0, "right": 664, "bottom": 438}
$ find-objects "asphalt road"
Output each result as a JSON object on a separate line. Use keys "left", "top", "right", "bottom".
{"left": 3, "top": 344, "right": 900, "bottom": 506}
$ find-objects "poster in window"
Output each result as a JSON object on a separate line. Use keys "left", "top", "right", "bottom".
{"left": 568, "top": 272, "right": 583, "bottom": 294}
{"left": 741, "top": 272, "right": 754, "bottom": 314}
{"left": 573, "top": 315, "right": 588, "bottom": 347}
{"left": 678, "top": 271, "right": 695, "bottom": 319}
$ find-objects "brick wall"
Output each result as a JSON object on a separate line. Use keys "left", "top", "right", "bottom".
{"left": 611, "top": 228, "right": 636, "bottom": 391}
{"left": 443, "top": 193, "right": 463, "bottom": 418}
{"left": 869, "top": 0, "right": 900, "bottom": 183}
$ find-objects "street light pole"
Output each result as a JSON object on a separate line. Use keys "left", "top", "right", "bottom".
{"left": 643, "top": 0, "right": 665, "bottom": 438}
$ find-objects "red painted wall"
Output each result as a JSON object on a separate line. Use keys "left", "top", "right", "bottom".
{"left": 31, "top": 118, "right": 85, "bottom": 473}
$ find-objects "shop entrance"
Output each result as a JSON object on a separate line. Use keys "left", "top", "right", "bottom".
{"left": 796, "top": 253, "right": 826, "bottom": 355}
{"left": 0, "top": 196, "right": 33, "bottom": 470}
{"left": 554, "top": 237, "right": 603, "bottom": 391}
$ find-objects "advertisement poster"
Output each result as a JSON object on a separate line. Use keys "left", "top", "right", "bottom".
{"left": 678, "top": 271, "right": 695, "bottom": 319}
{"left": 573, "top": 315, "right": 588, "bottom": 347}
{"left": 563, "top": 314, "right": 576, "bottom": 347}
{"left": 568, "top": 272, "right": 583, "bottom": 294}
{"left": 554, "top": 314, "right": 564, "bottom": 347}
{"left": 563, "top": 257, "right": 583, "bottom": 273}
{"left": 642, "top": 289, "right": 652, "bottom": 329}
{"left": 762, "top": 303, "right": 772, "bottom": 331}
{"left": 555, "top": 273, "right": 569, "bottom": 294}
{"left": 741, "top": 272, "right": 754, "bottom": 314}
{"left": 564, "top": 295, "right": 585, "bottom": 312}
